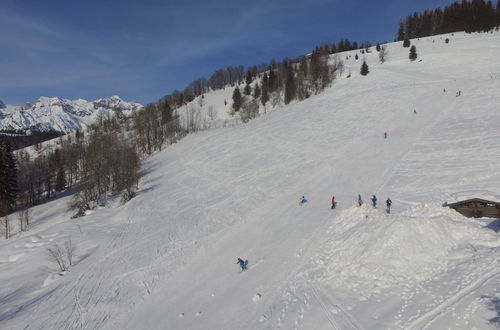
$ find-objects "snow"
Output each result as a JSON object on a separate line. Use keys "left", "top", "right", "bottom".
{"left": 0, "top": 95, "right": 142, "bottom": 134}
{"left": 1, "top": 31, "right": 500, "bottom": 330}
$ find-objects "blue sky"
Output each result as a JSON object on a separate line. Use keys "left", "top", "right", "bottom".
{"left": 0, "top": 0, "right": 457, "bottom": 105}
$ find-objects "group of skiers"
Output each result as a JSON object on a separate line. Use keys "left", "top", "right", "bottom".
{"left": 300, "top": 194, "right": 393, "bottom": 213}
{"left": 239, "top": 195, "right": 393, "bottom": 271}
{"left": 354, "top": 194, "right": 392, "bottom": 213}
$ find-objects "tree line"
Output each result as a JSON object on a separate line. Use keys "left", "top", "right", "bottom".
{"left": 162, "top": 37, "right": 377, "bottom": 112}
{"left": 230, "top": 48, "right": 344, "bottom": 123}
{"left": 0, "top": 104, "right": 185, "bottom": 238}
{"left": 397, "top": 0, "right": 500, "bottom": 41}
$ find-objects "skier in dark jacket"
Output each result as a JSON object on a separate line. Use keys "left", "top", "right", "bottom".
{"left": 237, "top": 258, "right": 248, "bottom": 271}
{"left": 371, "top": 195, "right": 377, "bottom": 208}
{"left": 386, "top": 198, "right": 392, "bottom": 214}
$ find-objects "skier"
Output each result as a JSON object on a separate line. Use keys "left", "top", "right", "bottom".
{"left": 413, "top": 109, "right": 417, "bottom": 114}
{"left": 237, "top": 258, "right": 248, "bottom": 271}
{"left": 371, "top": 195, "right": 377, "bottom": 208}
{"left": 386, "top": 197, "right": 392, "bottom": 214}
{"left": 357, "top": 194, "right": 363, "bottom": 206}
{"left": 300, "top": 195, "right": 308, "bottom": 206}
{"left": 331, "top": 196, "right": 336, "bottom": 209}
{"left": 384, "top": 132, "right": 388, "bottom": 139}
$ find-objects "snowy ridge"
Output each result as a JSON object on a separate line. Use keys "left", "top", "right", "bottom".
{"left": 0, "top": 95, "right": 142, "bottom": 134}
{"left": 0, "top": 31, "right": 499, "bottom": 330}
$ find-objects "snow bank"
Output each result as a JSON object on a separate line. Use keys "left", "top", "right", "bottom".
{"left": 314, "top": 204, "right": 498, "bottom": 291}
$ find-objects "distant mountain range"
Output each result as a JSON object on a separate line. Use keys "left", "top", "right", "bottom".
{"left": 0, "top": 95, "right": 142, "bottom": 135}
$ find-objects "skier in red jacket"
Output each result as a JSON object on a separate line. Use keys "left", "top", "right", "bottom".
{"left": 331, "top": 196, "right": 336, "bottom": 209}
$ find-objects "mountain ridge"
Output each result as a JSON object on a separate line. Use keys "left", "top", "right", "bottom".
{"left": 0, "top": 95, "right": 142, "bottom": 134}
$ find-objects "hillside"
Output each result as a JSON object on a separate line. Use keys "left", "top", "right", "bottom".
{"left": 0, "top": 31, "right": 499, "bottom": 330}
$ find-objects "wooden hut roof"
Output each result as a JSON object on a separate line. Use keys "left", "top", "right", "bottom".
{"left": 446, "top": 198, "right": 500, "bottom": 208}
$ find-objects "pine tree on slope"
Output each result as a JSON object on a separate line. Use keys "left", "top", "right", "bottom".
{"left": 232, "top": 87, "right": 242, "bottom": 112}
{"left": 360, "top": 60, "right": 369, "bottom": 76}
{"left": 284, "top": 70, "right": 296, "bottom": 104}
{"left": 409, "top": 45, "right": 418, "bottom": 61}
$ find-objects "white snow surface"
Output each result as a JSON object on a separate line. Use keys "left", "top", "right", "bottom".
{"left": 0, "top": 95, "right": 142, "bottom": 134}
{"left": 1, "top": 31, "right": 500, "bottom": 330}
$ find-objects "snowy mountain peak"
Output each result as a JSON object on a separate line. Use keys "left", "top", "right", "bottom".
{"left": 0, "top": 95, "right": 142, "bottom": 134}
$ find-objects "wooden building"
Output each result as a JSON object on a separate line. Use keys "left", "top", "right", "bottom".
{"left": 445, "top": 198, "right": 500, "bottom": 218}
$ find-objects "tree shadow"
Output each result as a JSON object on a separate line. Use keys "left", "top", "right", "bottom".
{"left": 139, "top": 158, "right": 162, "bottom": 177}
{"left": 0, "top": 286, "right": 58, "bottom": 322}
{"left": 485, "top": 219, "right": 500, "bottom": 233}
{"left": 482, "top": 295, "right": 500, "bottom": 325}
{"left": 136, "top": 184, "right": 160, "bottom": 195}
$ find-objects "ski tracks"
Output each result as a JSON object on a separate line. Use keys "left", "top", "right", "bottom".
{"left": 309, "top": 284, "right": 364, "bottom": 330}
{"left": 405, "top": 267, "right": 500, "bottom": 330}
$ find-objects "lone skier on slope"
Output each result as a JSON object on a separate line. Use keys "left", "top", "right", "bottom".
{"left": 386, "top": 198, "right": 392, "bottom": 214}
{"left": 331, "top": 196, "right": 336, "bottom": 209}
{"left": 371, "top": 195, "right": 377, "bottom": 208}
{"left": 384, "top": 132, "right": 388, "bottom": 139}
{"left": 300, "top": 195, "right": 308, "bottom": 205}
{"left": 237, "top": 258, "right": 248, "bottom": 271}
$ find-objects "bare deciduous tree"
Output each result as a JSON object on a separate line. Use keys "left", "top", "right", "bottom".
{"left": 271, "top": 92, "right": 282, "bottom": 107}
{"left": 47, "top": 238, "right": 76, "bottom": 272}
{"left": 379, "top": 45, "right": 388, "bottom": 63}
{"left": 64, "top": 238, "right": 75, "bottom": 267}
{"left": 1, "top": 216, "right": 9, "bottom": 239}
{"left": 18, "top": 206, "right": 31, "bottom": 232}
{"left": 207, "top": 105, "right": 217, "bottom": 121}
{"left": 239, "top": 99, "right": 260, "bottom": 123}
{"left": 185, "top": 105, "right": 202, "bottom": 133}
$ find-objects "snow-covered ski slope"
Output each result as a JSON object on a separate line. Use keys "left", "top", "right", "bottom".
{"left": 1, "top": 31, "right": 500, "bottom": 330}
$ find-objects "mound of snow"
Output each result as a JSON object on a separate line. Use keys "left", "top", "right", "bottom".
{"left": 314, "top": 205, "right": 498, "bottom": 291}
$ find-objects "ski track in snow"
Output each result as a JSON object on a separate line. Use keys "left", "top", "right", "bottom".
{"left": 407, "top": 269, "right": 500, "bottom": 330}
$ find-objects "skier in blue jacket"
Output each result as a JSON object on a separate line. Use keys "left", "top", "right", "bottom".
{"left": 237, "top": 258, "right": 248, "bottom": 271}
{"left": 371, "top": 195, "right": 377, "bottom": 208}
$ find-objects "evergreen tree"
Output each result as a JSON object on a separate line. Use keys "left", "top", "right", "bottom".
{"left": 0, "top": 142, "right": 17, "bottom": 215}
{"left": 497, "top": 0, "right": 500, "bottom": 25}
{"left": 253, "top": 84, "right": 261, "bottom": 99}
{"left": 268, "top": 70, "right": 277, "bottom": 93}
{"left": 260, "top": 73, "right": 269, "bottom": 106}
{"left": 55, "top": 166, "right": 66, "bottom": 192}
{"left": 403, "top": 38, "right": 411, "bottom": 47}
{"left": 232, "top": 87, "right": 242, "bottom": 112}
{"left": 409, "top": 45, "right": 418, "bottom": 61}
{"left": 397, "top": 20, "right": 405, "bottom": 41}
{"left": 244, "top": 83, "right": 252, "bottom": 96}
{"left": 0, "top": 148, "right": 9, "bottom": 216}
{"left": 360, "top": 60, "right": 369, "bottom": 76}
{"left": 376, "top": 42, "right": 381, "bottom": 52}
{"left": 0, "top": 100, "right": 5, "bottom": 109}
{"left": 284, "top": 70, "right": 296, "bottom": 105}
{"left": 355, "top": 53, "right": 359, "bottom": 60}
{"left": 245, "top": 70, "right": 253, "bottom": 85}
